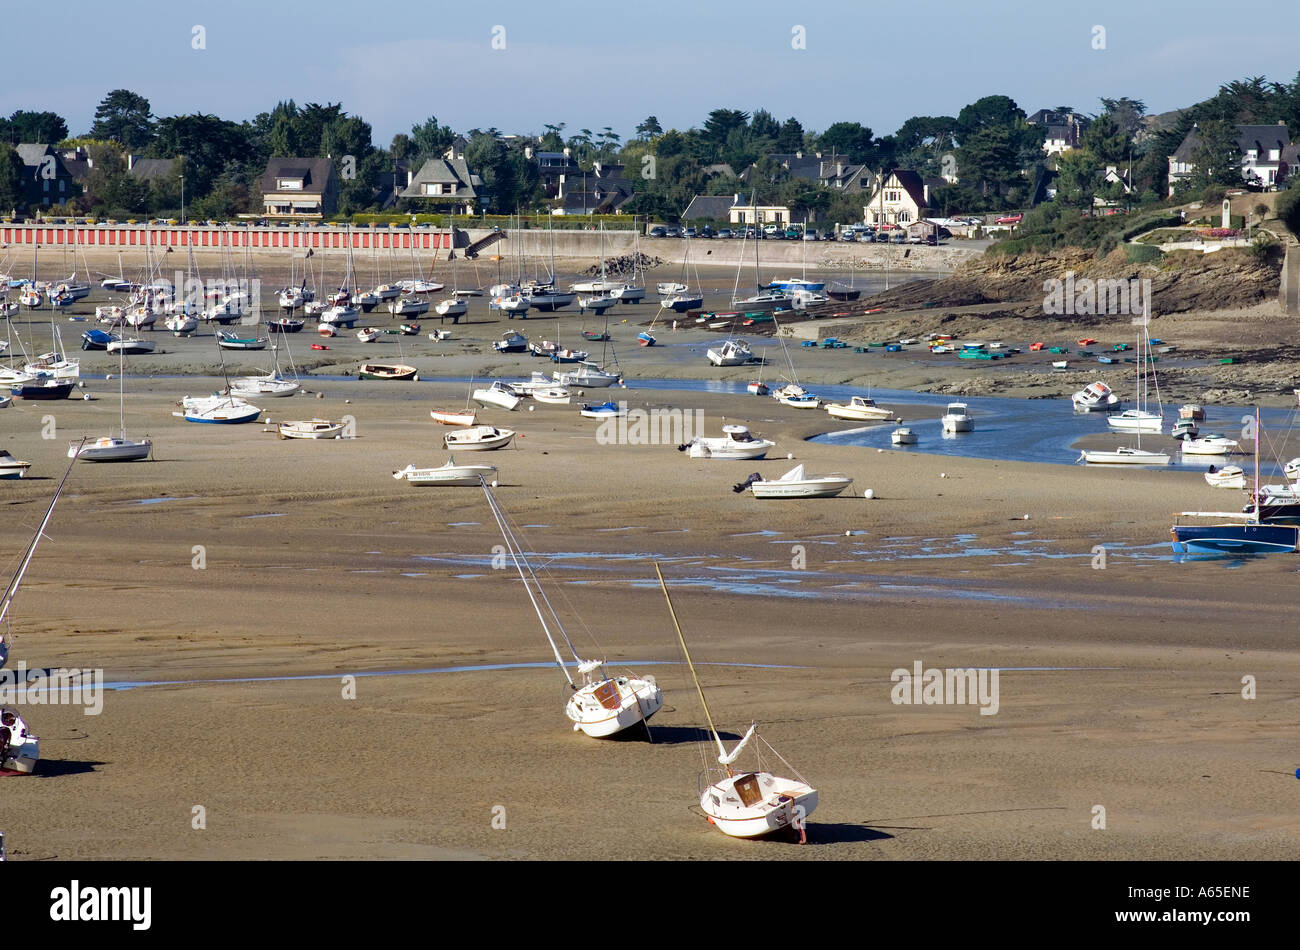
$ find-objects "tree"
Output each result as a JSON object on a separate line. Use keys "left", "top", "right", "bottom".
{"left": 817, "top": 121, "right": 875, "bottom": 163}
{"left": 1054, "top": 148, "right": 1102, "bottom": 209}
{"left": 1080, "top": 113, "right": 1127, "bottom": 165}
{"left": 0, "top": 145, "right": 24, "bottom": 211}
{"left": 149, "top": 113, "right": 253, "bottom": 196}
{"left": 4, "top": 110, "right": 68, "bottom": 144}
{"left": 635, "top": 116, "right": 662, "bottom": 140}
{"left": 1099, "top": 97, "right": 1147, "bottom": 138}
{"left": 89, "top": 90, "right": 154, "bottom": 150}
{"left": 775, "top": 117, "right": 804, "bottom": 152}
{"left": 955, "top": 95, "right": 1026, "bottom": 141}
{"left": 1189, "top": 119, "right": 1243, "bottom": 188}
{"left": 411, "top": 115, "right": 456, "bottom": 162}
{"left": 749, "top": 109, "right": 780, "bottom": 140}
{"left": 701, "top": 109, "right": 750, "bottom": 153}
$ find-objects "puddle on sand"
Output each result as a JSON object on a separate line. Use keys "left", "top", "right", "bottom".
{"left": 243, "top": 513, "right": 286, "bottom": 519}
{"left": 730, "top": 530, "right": 784, "bottom": 538}
{"left": 132, "top": 496, "right": 198, "bottom": 505}
{"left": 400, "top": 572, "right": 428, "bottom": 577}
{"left": 447, "top": 522, "right": 481, "bottom": 527}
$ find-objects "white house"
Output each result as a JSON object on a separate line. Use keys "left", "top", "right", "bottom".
{"left": 863, "top": 170, "right": 931, "bottom": 226}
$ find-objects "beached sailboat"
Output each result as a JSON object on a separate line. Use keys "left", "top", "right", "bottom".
{"left": 276, "top": 419, "right": 346, "bottom": 440}
{"left": 1107, "top": 314, "right": 1163, "bottom": 432}
{"left": 69, "top": 342, "right": 152, "bottom": 462}
{"left": 443, "top": 425, "right": 515, "bottom": 451}
{"left": 1083, "top": 311, "right": 1170, "bottom": 464}
{"left": 482, "top": 481, "right": 663, "bottom": 738}
{"left": 655, "top": 562, "right": 815, "bottom": 839}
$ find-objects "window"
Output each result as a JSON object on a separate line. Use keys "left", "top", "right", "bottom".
{"left": 423, "top": 183, "right": 444, "bottom": 196}
{"left": 277, "top": 178, "right": 303, "bottom": 191}
{"left": 59, "top": 180, "right": 65, "bottom": 192}
{"left": 1269, "top": 149, "right": 1280, "bottom": 161}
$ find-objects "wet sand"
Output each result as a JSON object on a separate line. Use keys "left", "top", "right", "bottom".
{"left": 2, "top": 367, "right": 1298, "bottom": 860}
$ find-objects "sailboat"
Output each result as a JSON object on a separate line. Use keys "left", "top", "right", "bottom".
{"left": 768, "top": 315, "right": 820, "bottom": 408}
{"left": 521, "top": 220, "right": 576, "bottom": 312}
{"left": 656, "top": 563, "right": 816, "bottom": 839}
{"left": 1083, "top": 306, "right": 1170, "bottom": 464}
{"left": 434, "top": 216, "right": 469, "bottom": 322}
{"left": 68, "top": 342, "right": 152, "bottom": 462}
{"left": 611, "top": 217, "right": 647, "bottom": 303}
{"left": 660, "top": 233, "right": 704, "bottom": 312}
{"left": 482, "top": 479, "right": 663, "bottom": 737}
{"left": 1107, "top": 310, "right": 1163, "bottom": 433}
{"left": 1172, "top": 408, "right": 1300, "bottom": 553}
{"left": 228, "top": 334, "right": 301, "bottom": 398}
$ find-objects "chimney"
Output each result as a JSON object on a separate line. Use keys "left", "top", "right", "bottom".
{"left": 563, "top": 146, "right": 571, "bottom": 159}
{"left": 923, "top": 184, "right": 929, "bottom": 205}
{"left": 795, "top": 150, "right": 802, "bottom": 160}
{"left": 407, "top": 169, "right": 413, "bottom": 187}
{"left": 128, "top": 154, "right": 135, "bottom": 171}
{"left": 524, "top": 146, "right": 533, "bottom": 159}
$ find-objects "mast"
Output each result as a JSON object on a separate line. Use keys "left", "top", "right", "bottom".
{"left": 654, "top": 562, "right": 727, "bottom": 762}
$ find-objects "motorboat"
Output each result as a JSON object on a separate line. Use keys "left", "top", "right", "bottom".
{"left": 532, "top": 387, "right": 571, "bottom": 405}
{"left": 747, "top": 381, "right": 768, "bottom": 396}
{"left": 358, "top": 363, "right": 418, "bottom": 381}
{"left": 680, "top": 424, "right": 774, "bottom": 460}
{"left": 610, "top": 284, "right": 645, "bottom": 303}
{"left": 1171, "top": 418, "right": 1199, "bottom": 440}
{"left": 393, "top": 457, "right": 497, "bottom": 486}
{"left": 770, "top": 383, "right": 820, "bottom": 409}
{"left": 656, "top": 282, "right": 687, "bottom": 295}
{"left": 553, "top": 361, "right": 620, "bottom": 388}
{"left": 430, "top": 408, "right": 477, "bottom": 426}
{"left": 661, "top": 292, "right": 704, "bottom": 313}
{"left": 0, "top": 450, "right": 32, "bottom": 479}
{"left": 10, "top": 378, "right": 75, "bottom": 400}
{"left": 825, "top": 395, "right": 895, "bottom": 422}
{"left": 443, "top": 425, "right": 515, "bottom": 451}
{"left": 320, "top": 304, "right": 361, "bottom": 327}
{"left": 707, "top": 339, "right": 752, "bottom": 367}
{"left": 578, "top": 291, "right": 618, "bottom": 312}
{"left": 356, "top": 291, "right": 381, "bottom": 313}
{"left": 473, "top": 381, "right": 522, "bottom": 411}
{"left": 506, "top": 372, "right": 555, "bottom": 395}
{"left": 1072, "top": 382, "right": 1120, "bottom": 412}
{"left": 891, "top": 427, "right": 917, "bottom": 445}
{"left": 277, "top": 419, "right": 347, "bottom": 440}
{"left": 735, "top": 465, "right": 853, "bottom": 499}
{"left": 81, "top": 329, "right": 113, "bottom": 350}
{"left": 493, "top": 331, "right": 529, "bottom": 354}
{"left": 940, "top": 402, "right": 974, "bottom": 433}
{"left": 1181, "top": 434, "right": 1238, "bottom": 456}
{"left": 1179, "top": 404, "right": 1206, "bottom": 421}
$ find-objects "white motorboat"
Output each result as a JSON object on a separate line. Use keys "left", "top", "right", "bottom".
{"left": 24, "top": 353, "right": 79, "bottom": 381}
{"left": 1072, "top": 382, "right": 1120, "bottom": 412}
{"left": 507, "top": 371, "right": 555, "bottom": 394}
{"left": 738, "top": 465, "right": 853, "bottom": 499}
{"left": 825, "top": 395, "right": 895, "bottom": 422}
{"left": 1078, "top": 447, "right": 1171, "bottom": 465}
{"left": 578, "top": 401, "right": 624, "bottom": 419}
{"left": 707, "top": 339, "right": 752, "bottom": 367}
{"left": 392, "top": 457, "right": 497, "bottom": 486}
{"left": 430, "top": 408, "right": 477, "bottom": 427}
{"left": 443, "top": 425, "right": 515, "bottom": 451}
{"left": 940, "top": 402, "right": 974, "bottom": 433}
{"left": 770, "top": 383, "right": 820, "bottom": 409}
{"left": 681, "top": 424, "right": 774, "bottom": 460}
{"left": 356, "top": 327, "right": 381, "bottom": 343}
{"left": 1205, "top": 465, "right": 1247, "bottom": 489}
{"left": 891, "top": 427, "right": 917, "bottom": 445}
{"left": 473, "top": 381, "right": 522, "bottom": 411}
{"left": 106, "top": 338, "right": 156, "bottom": 355}
{"left": 372, "top": 284, "right": 402, "bottom": 302}
{"left": 0, "top": 450, "right": 32, "bottom": 479}
{"left": 355, "top": 291, "right": 381, "bottom": 312}
{"left": 277, "top": 419, "right": 346, "bottom": 439}
{"left": 96, "top": 305, "right": 126, "bottom": 325}
{"left": 657, "top": 563, "right": 815, "bottom": 840}
{"left": 532, "top": 387, "right": 571, "bottom": 405}
{"left": 656, "top": 281, "right": 687, "bottom": 295}
{"left": 1181, "top": 435, "right": 1238, "bottom": 456}
{"left": 789, "top": 290, "right": 830, "bottom": 310}
{"left": 399, "top": 279, "right": 443, "bottom": 294}
{"left": 553, "top": 361, "right": 620, "bottom": 388}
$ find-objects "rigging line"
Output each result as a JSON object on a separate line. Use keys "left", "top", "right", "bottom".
{"left": 479, "top": 478, "right": 575, "bottom": 683}
{"left": 756, "top": 732, "right": 810, "bottom": 787}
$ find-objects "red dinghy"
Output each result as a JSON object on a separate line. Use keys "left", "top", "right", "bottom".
{"left": 311, "top": 343, "right": 329, "bottom": 350}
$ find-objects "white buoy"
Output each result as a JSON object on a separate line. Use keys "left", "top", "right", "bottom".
{"left": 787, "top": 452, "right": 794, "bottom": 460}
{"left": 528, "top": 405, "right": 535, "bottom": 411}
{"left": 345, "top": 399, "right": 351, "bottom": 404}
{"left": 865, "top": 489, "right": 875, "bottom": 499}
{"left": 845, "top": 530, "right": 851, "bottom": 536}
{"left": 940, "top": 472, "right": 947, "bottom": 478}
{"left": 316, "top": 392, "right": 323, "bottom": 399}
{"left": 1023, "top": 513, "right": 1030, "bottom": 520}
{"left": 491, "top": 480, "right": 499, "bottom": 488}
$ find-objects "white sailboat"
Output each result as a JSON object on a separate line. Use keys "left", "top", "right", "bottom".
{"left": 69, "top": 342, "right": 152, "bottom": 462}
{"left": 1107, "top": 311, "right": 1163, "bottom": 432}
{"left": 1083, "top": 307, "right": 1170, "bottom": 464}
{"left": 656, "top": 563, "right": 815, "bottom": 840}
{"left": 482, "top": 480, "right": 663, "bottom": 738}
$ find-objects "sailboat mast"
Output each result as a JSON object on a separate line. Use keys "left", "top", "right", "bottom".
{"left": 0, "top": 447, "right": 79, "bottom": 630}
{"left": 654, "top": 562, "right": 727, "bottom": 761}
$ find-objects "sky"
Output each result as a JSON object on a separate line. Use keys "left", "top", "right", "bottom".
{"left": 4, "top": 0, "right": 1300, "bottom": 146}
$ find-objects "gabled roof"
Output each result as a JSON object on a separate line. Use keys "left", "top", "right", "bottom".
{"left": 1235, "top": 124, "right": 1291, "bottom": 155}
{"left": 260, "top": 157, "right": 334, "bottom": 194}
{"left": 683, "top": 195, "right": 737, "bottom": 220}
{"left": 874, "top": 169, "right": 930, "bottom": 209}
{"left": 558, "top": 177, "right": 634, "bottom": 213}
{"left": 129, "top": 158, "right": 176, "bottom": 181}
{"left": 15, "top": 143, "right": 53, "bottom": 166}
{"left": 400, "top": 156, "right": 482, "bottom": 199}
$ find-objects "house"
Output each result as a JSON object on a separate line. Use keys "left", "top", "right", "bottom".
{"left": 863, "top": 170, "right": 931, "bottom": 227}
{"left": 127, "top": 155, "right": 178, "bottom": 183}
{"left": 58, "top": 146, "right": 94, "bottom": 186}
{"left": 553, "top": 176, "right": 635, "bottom": 215}
{"left": 15, "top": 144, "right": 79, "bottom": 208}
{"left": 682, "top": 195, "right": 738, "bottom": 222}
{"left": 1167, "top": 122, "right": 1294, "bottom": 195}
{"left": 1026, "top": 110, "right": 1089, "bottom": 155}
{"left": 260, "top": 157, "right": 338, "bottom": 218}
{"left": 399, "top": 147, "right": 483, "bottom": 214}
{"left": 818, "top": 159, "right": 870, "bottom": 193}
{"left": 528, "top": 147, "right": 581, "bottom": 199}
{"left": 727, "top": 194, "right": 789, "bottom": 226}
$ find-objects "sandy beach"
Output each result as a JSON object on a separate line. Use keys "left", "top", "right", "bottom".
{"left": 2, "top": 332, "right": 1299, "bottom": 860}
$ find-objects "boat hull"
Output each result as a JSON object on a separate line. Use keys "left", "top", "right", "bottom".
{"left": 70, "top": 438, "right": 152, "bottom": 462}
{"left": 566, "top": 677, "right": 663, "bottom": 738}
{"left": 1171, "top": 523, "right": 1300, "bottom": 554}
{"left": 701, "top": 779, "right": 818, "bottom": 839}
{"left": 751, "top": 477, "right": 852, "bottom": 498}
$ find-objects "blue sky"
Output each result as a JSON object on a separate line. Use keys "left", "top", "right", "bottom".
{"left": 4, "top": 0, "right": 1299, "bottom": 145}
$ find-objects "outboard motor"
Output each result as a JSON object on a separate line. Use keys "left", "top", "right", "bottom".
{"left": 732, "top": 472, "right": 763, "bottom": 493}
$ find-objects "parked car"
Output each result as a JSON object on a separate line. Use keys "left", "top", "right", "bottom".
{"left": 699, "top": 225, "right": 715, "bottom": 238}
{"left": 783, "top": 227, "right": 801, "bottom": 240}
{"left": 802, "top": 229, "right": 819, "bottom": 241}
{"left": 839, "top": 231, "right": 857, "bottom": 242}
{"left": 664, "top": 226, "right": 682, "bottom": 238}
{"left": 649, "top": 226, "right": 667, "bottom": 237}
{"left": 763, "top": 224, "right": 780, "bottom": 237}
{"left": 995, "top": 213, "right": 1023, "bottom": 225}
{"left": 890, "top": 233, "right": 906, "bottom": 244}
{"left": 717, "top": 228, "right": 733, "bottom": 239}
{"left": 684, "top": 227, "right": 698, "bottom": 238}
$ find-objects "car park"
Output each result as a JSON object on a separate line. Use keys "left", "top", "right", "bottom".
{"left": 649, "top": 226, "right": 667, "bottom": 237}
{"left": 717, "top": 228, "right": 733, "bottom": 239}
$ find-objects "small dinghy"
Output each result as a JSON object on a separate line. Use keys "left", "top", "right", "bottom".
{"left": 277, "top": 419, "right": 346, "bottom": 440}
{"left": 735, "top": 465, "right": 853, "bottom": 499}
{"left": 430, "top": 408, "right": 477, "bottom": 426}
{"left": 681, "top": 424, "right": 775, "bottom": 460}
{"left": 532, "top": 387, "right": 571, "bottom": 405}
{"left": 358, "top": 363, "right": 418, "bottom": 381}
{"left": 747, "top": 381, "right": 769, "bottom": 396}
{"left": 443, "top": 425, "right": 515, "bottom": 451}
{"left": 217, "top": 331, "right": 268, "bottom": 350}
{"left": 393, "top": 456, "right": 497, "bottom": 486}
{"left": 177, "top": 395, "right": 261, "bottom": 424}
{"left": 579, "top": 401, "right": 624, "bottom": 419}
{"left": 356, "top": 327, "right": 381, "bottom": 343}
{"left": 891, "top": 427, "right": 917, "bottom": 445}
{"left": 1205, "top": 465, "right": 1247, "bottom": 489}
{"left": 80, "top": 329, "right": 113, "bottom": 351}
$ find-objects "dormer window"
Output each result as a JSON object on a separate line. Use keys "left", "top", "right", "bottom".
{"left": 423, "top": 183, "right": 445, "bottom": 196}
{"left": 277, "top": 178, "right": 304, "bottom": 191}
